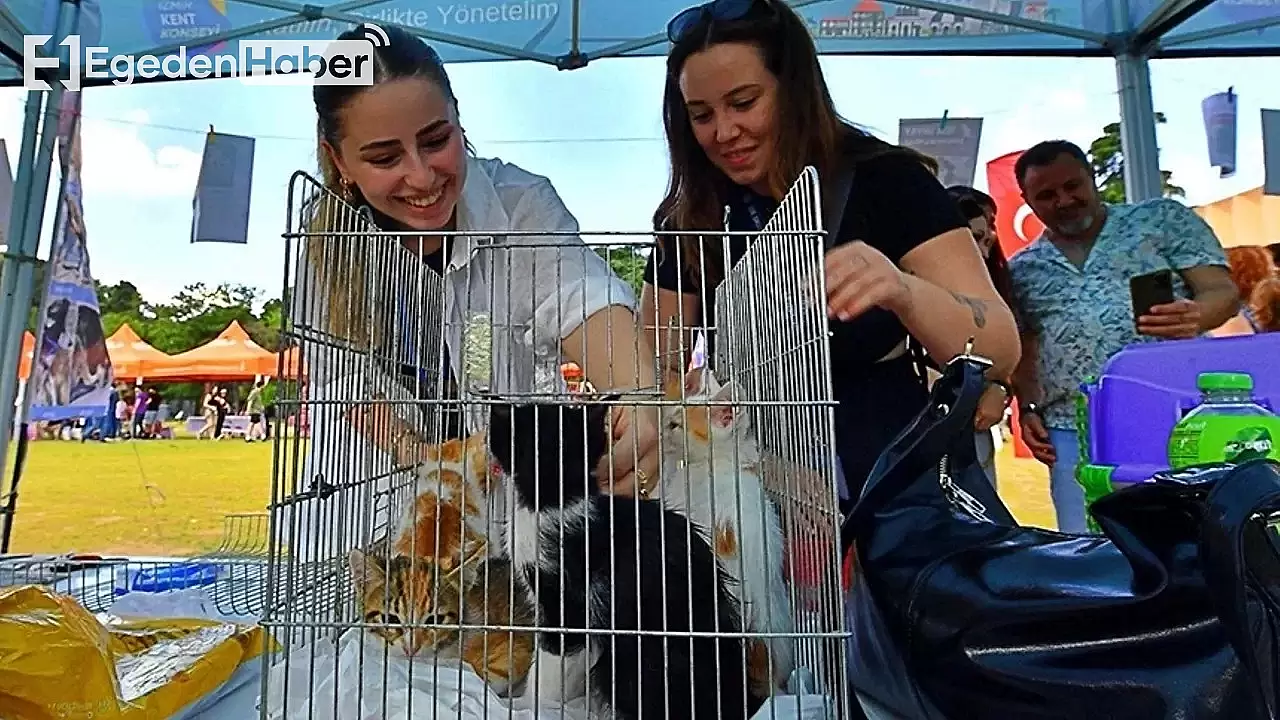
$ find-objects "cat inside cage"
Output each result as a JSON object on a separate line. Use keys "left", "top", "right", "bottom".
{"left": 262, "top": 169, "right": 849, "bottom": 720}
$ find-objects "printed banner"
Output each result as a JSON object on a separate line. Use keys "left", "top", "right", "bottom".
{"left": 28, "top": 91, "right": 115, "bottom": 422}
{"left": 1264, "top": 109, "right": 1280, "bottom": 196}
{"left": 0, "top": 139, "right": 12, "bottom": 251}
{"left": 985, "top": 150, "right": 1046, "bottom": 259}
{"left": 1201, "top": 90, "right": 1238, "bottom": 179}
{"left": 898, "top": 117, "right": 984, "bottom": 189}
{"left": 191, "top": 130, "right": 255, "bottom": 244}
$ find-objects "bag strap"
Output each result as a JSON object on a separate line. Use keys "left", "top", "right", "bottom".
{"left": 1200, "top": 459, "right": 1280, "bottom": 719}
{"left": 821, "top": 159, "right": 856, "bottom": 251}
{"left": 841, "top": 353, "right": 997, "bottom": 548}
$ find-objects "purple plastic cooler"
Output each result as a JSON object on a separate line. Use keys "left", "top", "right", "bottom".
{"left": 1082, "top": 333, "right": 1280, "bottom": 484}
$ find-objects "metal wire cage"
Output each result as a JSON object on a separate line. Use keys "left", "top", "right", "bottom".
{"left": 260, "top": 166, "right": 849, "bottom": 719}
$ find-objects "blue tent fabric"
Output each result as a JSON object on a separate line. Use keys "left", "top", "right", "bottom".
{"left": 1, "top": 0, "right": 1279, "bottom": 87}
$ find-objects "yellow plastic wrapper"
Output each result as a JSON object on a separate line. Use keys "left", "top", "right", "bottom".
{"left": 0, "top": 584, "right": 275, "bottom": 719}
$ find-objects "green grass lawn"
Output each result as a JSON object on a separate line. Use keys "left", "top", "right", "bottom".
{"left": 5, "top": 437, "right": 272, "bottom": 556}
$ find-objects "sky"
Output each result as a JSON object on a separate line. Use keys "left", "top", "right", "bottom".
{"left": 2, "top": 52, "right": 1279, "bottom": 306}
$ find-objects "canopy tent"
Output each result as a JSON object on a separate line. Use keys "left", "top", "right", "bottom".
{"left": 279, "top": 345, "right": 305, "bottom": 379}
{"left": 1, "top": 0, "right": 1279, "bottom": 458}
{"left": 151, "top": 320, "right": 279, "bottom": 382}
{"left": 1194, "top": 186, "right": 1280, "bottom": 248}
{"left": 104, "top": 322, "right": 177, "bottom": 381}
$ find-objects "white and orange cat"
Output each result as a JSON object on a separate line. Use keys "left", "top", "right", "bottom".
{"left": 658, "top": 367, "right": 795, "bottom": 697}
{"left": 389, "top": 433, "right": 505, "bottom": 561}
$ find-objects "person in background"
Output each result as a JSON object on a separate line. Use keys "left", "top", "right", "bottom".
{"left": 948, "top": 186, "right": 1017, "bottom": 487}
{"left": 104, "top": 383, "right": 120, "bottom": 440}
{"left": 214, "top": 387, "right": 230, "bottom": 440}
{"left": 196, "top": 384, "right": 219, "bottom": 440}
{"left": 644, "top": 0, "right": 1020, "bottom": 515}
{"left": 1251, "top": 276, "right": 1280, "bottom": 332}
{"left": 115, "top": 388, "right": 132, "bottom": 439}
{"left": 1008, "top": 139, "right": 1237, "bottom": 534}
{"left": 132, "top": 386, "right": 149, "bottom": 439}
{"left": 1211, "top": 245, "right": 1275, "bottom": 336}
{"left": 144, "top": 386, "right": 162, "bottom": 436}
{"left": 244, "top": 379, "right": 267, "bottom": 442}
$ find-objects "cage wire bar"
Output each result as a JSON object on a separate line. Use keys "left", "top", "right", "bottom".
{"left": 257, "top": 166, "right": 847, "bottom": 718}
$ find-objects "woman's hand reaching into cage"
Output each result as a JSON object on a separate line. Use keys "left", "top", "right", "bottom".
{"left": 347, "top": 397, "right": 424, "bottom": 467}
{"left": 598, "top": 403, "right": 663, "bottom": 499}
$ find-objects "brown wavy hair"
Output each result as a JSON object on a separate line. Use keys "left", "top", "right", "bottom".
{"left": 1225, "top": 245, "right": 1276, "bottom": 303}
{"left": 653, "top": 0, "right": 933, "bottom": 292}
{"left": 1252, "top": 276, "right": 1280, "bottom": 332}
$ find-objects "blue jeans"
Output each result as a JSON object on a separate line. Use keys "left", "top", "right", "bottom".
{"left": 1047, "top": 428, "right": 1090, "bottom": 534}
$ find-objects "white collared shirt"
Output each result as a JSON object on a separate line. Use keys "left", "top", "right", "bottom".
{"left": 284, "top": 155, "right": 635, "bottom": 558}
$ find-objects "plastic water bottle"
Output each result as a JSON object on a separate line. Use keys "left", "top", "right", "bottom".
{"left": 1168, "top": 372, "right": 1280, "bottom": 468}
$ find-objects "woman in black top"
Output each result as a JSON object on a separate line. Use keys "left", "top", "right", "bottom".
{"left": 643, "top": 0, "right": 1020, "bottom": 507}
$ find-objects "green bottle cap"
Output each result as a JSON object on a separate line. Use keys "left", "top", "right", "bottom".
{"left": 1197, "top": 372, "right": 1253, "bottom": 392}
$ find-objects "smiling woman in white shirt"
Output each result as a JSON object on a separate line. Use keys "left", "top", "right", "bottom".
{"left": 288, "top": 24, "right": 661, "bottom": 558}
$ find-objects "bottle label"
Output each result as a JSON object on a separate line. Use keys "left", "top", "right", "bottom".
{"left": 1169, "top": 418, "right": 1280, "bottom": 468}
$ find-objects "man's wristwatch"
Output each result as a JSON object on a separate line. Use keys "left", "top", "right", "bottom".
{"left": 1019, "top": 401, "right": 1042, "bottom": 417}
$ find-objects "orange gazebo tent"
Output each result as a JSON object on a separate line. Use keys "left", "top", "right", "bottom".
{"left": 106, "top": 323, "right": 175, "bottom": 381}
{"left": 153, "top": 320, "right": 278, "bottom": 382}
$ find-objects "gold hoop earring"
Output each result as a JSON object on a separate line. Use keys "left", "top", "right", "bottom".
{"left": 339, "top": 178, "right": 354, "bottom": 200}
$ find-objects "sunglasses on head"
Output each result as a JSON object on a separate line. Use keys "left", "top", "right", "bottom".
{"left": 666, "top": 0, "right": 771, "bottom": 43}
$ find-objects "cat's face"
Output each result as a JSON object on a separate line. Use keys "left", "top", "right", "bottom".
{"left": 488, "top": 401, "right": 611, "bottom": 503}
{"left": 662, "top": 368, "right": 749, "bottom": 462}
{"left": 348, "top": 544, "right": 482, "bottom": 657}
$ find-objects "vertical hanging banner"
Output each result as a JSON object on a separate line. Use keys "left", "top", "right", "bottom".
{"left": 0, "top": 139, "right": 13, "bottom": 251}
{"left": 191, "top": 130, "right": 256, "bottom": 244}
{"left": 29, "top": 92, "right": 115, "bottom": 422}
{"left": 1263, "top": 108, "right": 1280, "bottom": 196}
{"left": 898, "top": 116, "right": 984, "bottom": 188}
{"left": 1201, "top": 89, "right": 1238, "bottom": 179}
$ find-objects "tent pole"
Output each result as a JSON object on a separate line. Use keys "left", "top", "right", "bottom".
{"left": 0, "top": 0, "right": 76, "bottom": 550}
{"left": 1114, "top": 52, "right": 1163, "bottom": 201}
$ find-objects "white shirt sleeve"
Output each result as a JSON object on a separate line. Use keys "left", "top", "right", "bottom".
{"left": 504, "top": 178, "right": 638, "bottom": 349}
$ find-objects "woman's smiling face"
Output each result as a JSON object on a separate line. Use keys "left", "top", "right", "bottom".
{"left": 324, "top": 77, "right": 467, "bottom": 231}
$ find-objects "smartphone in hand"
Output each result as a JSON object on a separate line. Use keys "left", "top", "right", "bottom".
{"left": 1130, "top": 269, "right": 1176, "bottom": 323}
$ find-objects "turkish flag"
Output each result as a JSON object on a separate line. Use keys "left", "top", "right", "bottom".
{"left": 986, "top": 150, "right": 1045, "bottom": 459}
{"left": 986, "top": 150, "right": 1046, "bottom": 259}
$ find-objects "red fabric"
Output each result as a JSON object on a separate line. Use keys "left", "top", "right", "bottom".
{"left": 986, "top": 150, "right": 1046, "bottom": 260}
{"left": 986, "top": 151, "right": 1041, "bottom": 458}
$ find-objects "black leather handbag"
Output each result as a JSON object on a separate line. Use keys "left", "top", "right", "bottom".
{"left": 844, "top": 350, "right": 1280, "bottom": 720}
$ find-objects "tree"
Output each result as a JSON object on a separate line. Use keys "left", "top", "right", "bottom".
{"left": 1088, "top": 113, "right": 1185, "bottom": 204}
{"left": 597, "top": 246, "right": 647, "bottom": 296}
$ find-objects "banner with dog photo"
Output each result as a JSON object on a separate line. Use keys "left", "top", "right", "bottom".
{"left": 28, "top": 91, "right": 114, "bottom": 422}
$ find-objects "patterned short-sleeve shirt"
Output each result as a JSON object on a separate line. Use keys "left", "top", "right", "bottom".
{"left": 1008, "top": 198, "right": 1228, "bottom": 430}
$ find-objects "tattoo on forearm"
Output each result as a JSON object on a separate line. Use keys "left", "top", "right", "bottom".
{"left": 949, "top": 291, "right": 988, "bottom": 329}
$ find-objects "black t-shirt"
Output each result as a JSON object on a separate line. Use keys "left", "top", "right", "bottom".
{"left": 643, "top": 151, "right": 965, "bottom": 365}
{"left": 642, "top": 150, "right": 965, "bottom": 499}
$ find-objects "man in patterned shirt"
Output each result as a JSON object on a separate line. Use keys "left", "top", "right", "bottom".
{"left": 1008, "top": 140, "right": 1238, "bottom": 533}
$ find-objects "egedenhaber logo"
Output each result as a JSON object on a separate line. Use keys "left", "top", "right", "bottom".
{"left": 359, "top": 22, "right": 391, "bottom": 48}
{"left": 23, "top": 23, "right": 390, "bottom": 90}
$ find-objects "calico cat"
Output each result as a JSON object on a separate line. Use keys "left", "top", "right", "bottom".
{"left": 391, "top": 432, "right": 503, "bottom": 561}
{"left": 660, "top": 367, "right": 796, "bottom": 697}
{"left": 488, "top": 399, "right": 762, "bottom": 720}
{"left": 347, "top": 540, "right": 537, "bottom": 697}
